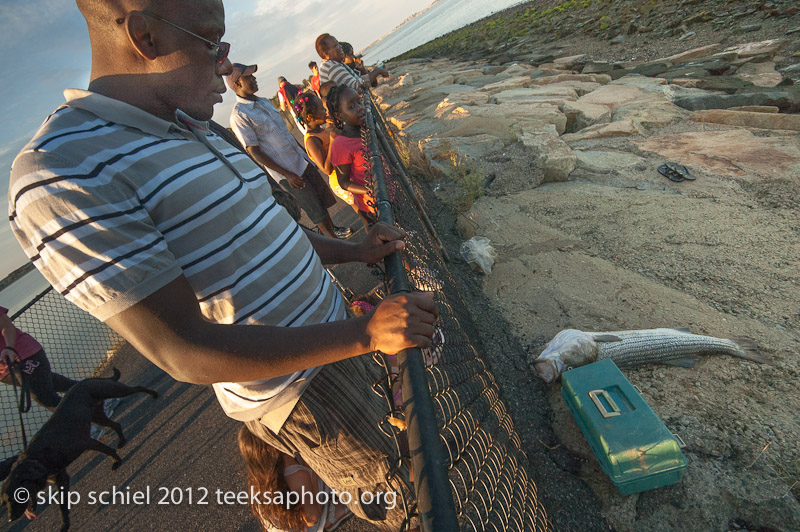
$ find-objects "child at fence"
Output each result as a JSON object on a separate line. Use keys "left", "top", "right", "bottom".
{"left": 238, "top": 425, "right": 352, "bottom": 532}
{"left": 326, "top": 85, "right": 377, "bottom": 232}
{"left": 294, "top": 92, "right": 357, "bottom": 213}
{"left": 0, "top": 305, "right": 79, "bottom": 411}
{"left": 339, "top": 42, "right": 368, "bottom": 76}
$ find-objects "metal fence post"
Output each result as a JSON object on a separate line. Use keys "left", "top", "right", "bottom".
{"left": 364, "top": 97, "right": 460, "bottom": 532}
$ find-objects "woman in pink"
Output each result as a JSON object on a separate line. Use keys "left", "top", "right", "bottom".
{"left": 326, "top": 85, "right": 377, "bottom": 232}
{"left": 0, "top": 305, "right": 78, "bottom": 410}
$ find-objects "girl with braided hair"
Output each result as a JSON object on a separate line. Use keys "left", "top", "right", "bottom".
{"left": 294, "top": 92, "right": 357, "bottom": 214}
{"left": 326, "top": 85, "right": 377, "bottom": 231}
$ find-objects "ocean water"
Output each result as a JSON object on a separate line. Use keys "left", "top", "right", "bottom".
{"left": 0, "top": 268, "right": 48, "bottom": 315}
{"left": 361, "top": 0, "right": 526, "bottom": 64}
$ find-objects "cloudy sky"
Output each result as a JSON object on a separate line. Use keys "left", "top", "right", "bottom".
{"left": 0, "top": 0, "right": 432, "bottom": 277}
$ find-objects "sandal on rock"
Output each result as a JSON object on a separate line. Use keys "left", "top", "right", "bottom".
{"left": 658, "top": 162, "right": 695, "bottom": 182}
{"left": 658, "top": 163, "right": 684, "bottom": 182}
{"left": 666, "top": 162, "right": 695, "bottom": 180}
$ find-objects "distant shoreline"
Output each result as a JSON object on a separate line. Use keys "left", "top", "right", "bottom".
{"left": 0, "top": 262, "right": 34, "bottom": 292}
{"left": 361, "top": 0, "right": 442, "bottom": 55}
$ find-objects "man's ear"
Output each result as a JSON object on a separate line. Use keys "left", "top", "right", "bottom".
{"left": 124, "top": 11, "right": 158, "bottom": 61}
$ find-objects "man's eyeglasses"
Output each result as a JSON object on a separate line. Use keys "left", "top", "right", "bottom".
{"left": 141, "top": 11, "right": 230, "bottom": 65}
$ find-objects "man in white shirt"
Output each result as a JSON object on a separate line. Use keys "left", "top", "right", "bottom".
{"left": 228, "top": 63, "right": 349, "bottom": 239}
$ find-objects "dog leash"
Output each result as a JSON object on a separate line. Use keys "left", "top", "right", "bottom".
{"left": 7, "top": 361, "right": 31, "bottom": 448}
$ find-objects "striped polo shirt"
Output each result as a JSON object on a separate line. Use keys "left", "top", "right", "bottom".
{"left": 9, "top": 89, "right": 346, "bottom": 428}
{"left": 319, "top": 59, "right": 369, "bottom": 91}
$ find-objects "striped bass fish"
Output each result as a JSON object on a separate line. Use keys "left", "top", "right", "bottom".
{"left": 532, "top": 328, "right": 769, "bottom": 383}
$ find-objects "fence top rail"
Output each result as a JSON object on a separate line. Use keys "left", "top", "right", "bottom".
{"left": 10, "top": 285, "right": 52, "bottom": 321}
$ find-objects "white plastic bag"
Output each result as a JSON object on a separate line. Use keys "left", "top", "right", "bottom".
{"left": 460, "top": 237, "right": 497, "bottom": 274}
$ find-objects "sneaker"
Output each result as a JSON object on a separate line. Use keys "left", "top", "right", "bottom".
{"left": 103, "top": 397, "right": 121, "bottom": 417}
{"left": 333, "top": 226, "right": 353, "bottom": 239}
{"left": 90, "top": 424, "right": 106, "bottom": 440}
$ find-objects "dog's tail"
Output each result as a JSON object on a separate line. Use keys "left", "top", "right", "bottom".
{"left": 111, "top": 368, "right": 121, "bottom": 381}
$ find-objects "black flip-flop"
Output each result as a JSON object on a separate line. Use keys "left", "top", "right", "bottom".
{"left": 666, "top": 162, "right": 695, "bottom": 181}
{"left": 658, "top": 164, "right": 684, "bottom": 182}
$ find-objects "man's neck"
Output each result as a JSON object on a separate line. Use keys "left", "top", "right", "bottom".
{"left": 238, "top": 92, "right": 258, "bottom": 102}
{"left": 88, "top": 77, "right": 175, "bottom": 122}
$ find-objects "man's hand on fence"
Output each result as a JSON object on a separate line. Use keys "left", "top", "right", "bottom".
{"left": 365, "top": 293, "right": 438, "bottom": 355}
{"left": 356, "top": 222, "right": 406, "bottom": 264}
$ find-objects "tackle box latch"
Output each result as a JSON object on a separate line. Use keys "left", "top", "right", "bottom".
{"left": 589, "top": 389, "right": 622, "bottom": 418}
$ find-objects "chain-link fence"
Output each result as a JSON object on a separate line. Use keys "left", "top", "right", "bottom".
{"left": 362, "top": 94, "right": 553, "bottom": 532}
{"left": 1, "top": 287, "right": 124, "bottom": 460}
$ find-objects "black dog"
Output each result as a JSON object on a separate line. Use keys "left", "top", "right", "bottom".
{"left": 1, "top": 368, "right": 157, "bottom": 531}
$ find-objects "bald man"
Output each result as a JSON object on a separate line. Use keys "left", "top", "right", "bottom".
{"left": 8, "top": 2, "right": 433, "bottom": 529}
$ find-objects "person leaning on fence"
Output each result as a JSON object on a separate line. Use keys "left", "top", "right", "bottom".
{"left": 338, "top": 41, "right": 370, "bottom": 79}
{"left": 327, "top": 85, "right": 378, "bottom": 232}
{"left": 0, "top": 306, "right": 79, "bottom": 410}
{"left": 315, "top": 33, "right": 389, "bottom": 91}
{"left": 226, "top": 62, "right": 350, "bottom": 240}
{"left": 9, "top": 2, "right": 437, "bottom": 530}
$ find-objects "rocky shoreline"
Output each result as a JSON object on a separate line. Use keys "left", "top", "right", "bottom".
{"left": 374, "top": 3, "right": 800, "bottom": 530}
{"left": 397, "top": 0, "right": 800, "bottom": 71}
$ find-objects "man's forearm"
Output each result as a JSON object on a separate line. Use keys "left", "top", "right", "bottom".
{"left": 302, "top": 227, "right": 364, "bottom": 264}
{"left": 146, "top": 312, "right": 372, "bottom": 384}
{"left": 105, "top": 276, "right": 436, "bottom": 385}
{"left": 105, "top": 277, "right": 369, "bottom": 384}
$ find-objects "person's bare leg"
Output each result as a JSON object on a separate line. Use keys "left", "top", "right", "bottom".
{"left": 317, "top": 213, "right": 337, "bottom": 238}
{"left": 357, "top": 211, "right": 373, "bottom": 233}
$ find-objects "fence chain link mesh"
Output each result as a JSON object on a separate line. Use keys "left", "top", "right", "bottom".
{"left": 362, "top": 93, "right": 552, "bottom": 532}
{"left": 1, "top": 287, "right": 123, "bottom": 460}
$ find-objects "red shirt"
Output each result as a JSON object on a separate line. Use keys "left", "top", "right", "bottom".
{"left": 330, "top": 135, "right": 374, "bottom": 213}
{"left": 0, "top": 306, "right": 43, "bottom": 378}
{"left": 310, "top": 74, "right": 320, "bottom": 92}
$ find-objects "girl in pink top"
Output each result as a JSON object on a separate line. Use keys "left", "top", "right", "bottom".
{"left": 327, "top": 85, "right": 377, "bottom": 232}
{"left": 0, "top": 305, "right": 78, "bottom": 410}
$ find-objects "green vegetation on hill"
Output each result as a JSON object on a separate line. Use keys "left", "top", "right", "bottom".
{"left": 394, "top": 0, "right": 798, "bottom": 62}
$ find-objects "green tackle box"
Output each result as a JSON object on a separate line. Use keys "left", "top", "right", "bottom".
{"left": 561, "top": 359, "right": 688, "bottom": 495}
